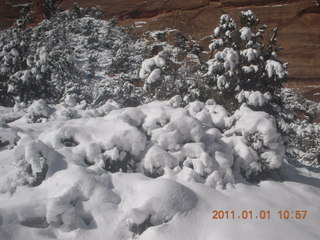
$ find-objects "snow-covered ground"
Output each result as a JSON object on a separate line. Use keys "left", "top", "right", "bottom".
{"left": 0, "top": 97, "right": 319, "bottom": 240}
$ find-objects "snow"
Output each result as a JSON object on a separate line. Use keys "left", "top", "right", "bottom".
{"left": 134, "top": 21, "right": 147, "bottom": 25}
{"left": 217, "top": 75, "right": 227, "bottom": 89}
{"left": 167, "top": 95, "right": 182, "bottom": 108}
{"left": 241, "top": 48, "right": 259, "bottom": 62}
{"left": 239, "top": 27, "right": 253, "bottom": 41}
{"left": 10, "top": 49, "right": 19, "bottom": 58}
{"left": 38, "top": 48, "right": 49, "bottom": 66}
{"left": 139, "top": 51, "right": 167, "bottom": 81}
{"left": 213, "top": 26, "right": 220, "bottom": 36}
{"left": 207, "top": 48, "right": 239, "bottom": 77}
{"left": 219, "top": 14, "right": 237, "bottom": 31}
{"left": 220, "top": 48, "right": 239, "bottom": 73}
{"left": 26, "top": 99, "right": 52, "bottom": 122}
{"left": 224, "top": 104, "right": 285, "bottom": 174}
{"left": 206, "top": 60, "right": 222, "bottom": 75}
{"left": 134, "top": 21, "right": 147, "bottom": 28}
{"left": 0, "top": 126, "right": 18, "bottom": 150}
{"left": 233, "top": 104, "right": 283, "bottom": 149}
{"left": 0, "top": 98, "right": 320, "bottom": 239}
{"left": 237, "top": 90, "right": 271, "bottom": 107}
{"left": 142, "top": 145, "right": 177, "bottom": 175}
{"left": 146, "top": 68, "right": 161, "bottom": 84}
{"left": 64, "top": 94, "right": 78, "bottom": 107}
{"left": 241, "top": 10, "right": 257, "bottom": 22}
{"left": 242, "top": 64, "right": 258, "bottom": 74}
{"left": 265, "top": 59, "right": 287, "bottom": 79}
{"left": 208, "top": 39, "right": 223, "bottom": 51}
{"left": 220, "top": 14, "right": 231, "bottom": 24}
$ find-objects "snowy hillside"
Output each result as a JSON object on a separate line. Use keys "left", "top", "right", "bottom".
{"left": 0, "top": 5, "right": 320, "bottom": 240}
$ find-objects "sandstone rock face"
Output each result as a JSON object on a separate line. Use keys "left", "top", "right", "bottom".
{"left": 1, "top": 0, "right": 320, "bottom": 84}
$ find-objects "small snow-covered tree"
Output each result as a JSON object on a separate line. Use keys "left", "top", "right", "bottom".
{"left": 139, "top": 50, "right": 196, "bottom": 102}
{"left": 204, "top": 10, "right": 288, "bottom": 111}
{"left": 139, "top": 51, "right": 168, "bottom": 90}
{"left": 139, "top": 32, "right": 201, "bottom": 103}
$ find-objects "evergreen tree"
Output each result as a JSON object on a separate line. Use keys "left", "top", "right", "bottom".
{"left": 204, "top": 10, "right": 288, "bottom": 112}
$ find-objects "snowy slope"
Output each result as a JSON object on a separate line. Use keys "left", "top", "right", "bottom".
{"left": 0, "top": 98, "right": 319, "bottom": 240}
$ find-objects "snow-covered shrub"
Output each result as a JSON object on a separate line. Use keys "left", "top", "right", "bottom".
{"left": 0, "top": 6, "right": 311, "bottom": 191}
{"left": 282, "top": 89, "right": 320, "bottom": 166}
{"left": 12, "top": 135, "right": 53, "bottom": 187}
{"left": 92, "top": 78, "right": 146, "bottom": 107}
{"left": 26, "top": 99, "right": 52, "bottom": 123}
{"left": 224, "top": 104, "right": 285, "bottom": 180}
{"left": 287, "top": 121, "right": 320, "bottom": 167}
{"left": 281, "top": 89, "right": 320, "bottom": 167}
{"left": 186, "top": 100, "right": 228, "bottom": 129}
{"left": 45, "top": 183, "right": 95, "bottom": 231}
{"left": 282, "top": 88, "right": 320, "bottom": 123}
{"left": 237, "top": 90, "right": 271, "bottom": 107}
{"left": 139, "top": 51, "right": 168, "bottom": 82}
{"left": 139, "top": 50, "right": 178, "bottom": 98}
{"left": 0, "top": 108, "right": 22, "bottom": 151}
{"left": 22, "top": 99, "right": 119, "bottom": 123}
{"left": 0, "top": 123, "right": 19, "bottom": 150}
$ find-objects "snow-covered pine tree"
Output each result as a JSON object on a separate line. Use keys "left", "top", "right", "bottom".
{"left": 204, "top": 10, "right": 288, "bottom": 112}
